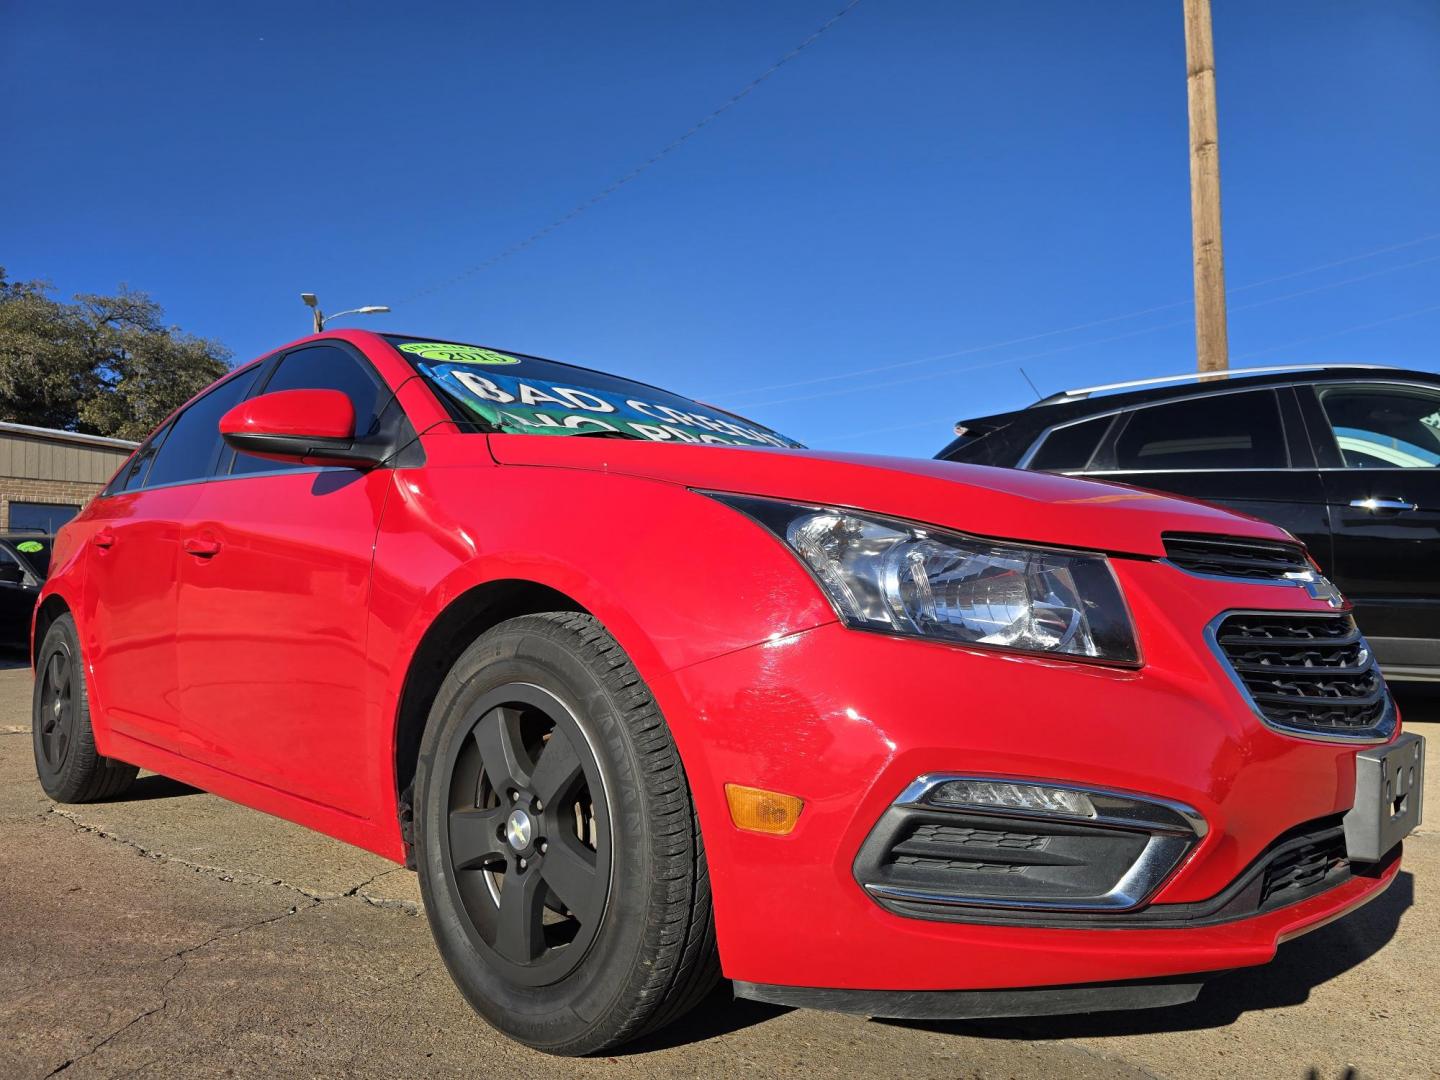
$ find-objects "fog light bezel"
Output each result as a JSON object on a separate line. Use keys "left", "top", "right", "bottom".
{"left": 855, "top": 774, "right": 1207, "bottom": 916}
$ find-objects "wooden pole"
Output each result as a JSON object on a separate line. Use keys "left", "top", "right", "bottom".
{"left": 1183, "top": 0, "right": 1229, "bottom": 373}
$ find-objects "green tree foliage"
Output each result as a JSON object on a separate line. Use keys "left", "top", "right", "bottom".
{"left": 0, "top": 267, "right": 231, "bottom": 440}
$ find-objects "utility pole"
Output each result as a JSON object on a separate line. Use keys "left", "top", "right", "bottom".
{"left": 1183, "top": 0, "right": 1229, "bottom": 373}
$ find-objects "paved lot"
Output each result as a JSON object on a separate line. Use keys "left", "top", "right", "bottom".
{"left": 1, "top": 656, "right": 1436, "bottom": 1080}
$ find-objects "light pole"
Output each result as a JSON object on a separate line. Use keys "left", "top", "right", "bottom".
{"left": 301, "top": 293, "right": 390, "bottom": 333}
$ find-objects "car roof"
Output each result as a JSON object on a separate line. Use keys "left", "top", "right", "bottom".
{"left": 935, "top": 364, "right": 1440, "bottom": 464}
{"left": 952, "top": 365, "right": 1440, "bottom": 433}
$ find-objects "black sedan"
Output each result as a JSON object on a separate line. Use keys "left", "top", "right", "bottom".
{"left": 0, "top": 534, "right": 52, "bottom": 649}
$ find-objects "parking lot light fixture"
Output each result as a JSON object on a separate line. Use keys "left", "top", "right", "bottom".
{"left": 299, "top": 294, "right": 390, "bottom": 332}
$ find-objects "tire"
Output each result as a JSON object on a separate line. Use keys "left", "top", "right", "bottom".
{"left": 33, "top": 613, "right": 138, "bottom": 803}
{"left": 414, "top": 612, "right": 719, "bottom": 1055}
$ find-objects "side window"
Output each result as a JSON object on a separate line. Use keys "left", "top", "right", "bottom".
{"left": 0, "top": 545, "right": 23, "bottom": 582}
{"left": 144, "top": 367, "right": 262, "bottom": 489}
{"left": 1317, "top": 385, "right": 1440, "bottom": 469}
{"left": 104, "top": 424, "right": 169, "bottom": 496}
{"left": 1112, "top": 391, "right": 1288, "bottom": 471}
{"left": 1027, "top": 415, "right": 1114, "bottom": 472}
{"left": 231, "top": 345, "right": 383, "bottom": 476}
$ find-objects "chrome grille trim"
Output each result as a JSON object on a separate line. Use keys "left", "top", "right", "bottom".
{"left": 1206, "top": 611, "right": 1397, "bottom": 743}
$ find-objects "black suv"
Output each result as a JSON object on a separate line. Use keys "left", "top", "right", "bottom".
{"left": 936, "top": 365, "right": 1440, "bottom": 682}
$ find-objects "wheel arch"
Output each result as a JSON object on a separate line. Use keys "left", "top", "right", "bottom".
{"left": 391, "top": 578, "right": 590, "bottom": 864}
{"left": 32, "top": 593, "right": 73, "bottom": 669}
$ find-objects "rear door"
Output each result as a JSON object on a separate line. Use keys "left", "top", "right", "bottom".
{"left": 175, "top": 342, "right": 397, "bottom": 814}
{"left": 1299, "top": 380, "right": 1440, "bottom": 677}
{"left": 1063, "top": 387, "right": 1331, "bottom": 562}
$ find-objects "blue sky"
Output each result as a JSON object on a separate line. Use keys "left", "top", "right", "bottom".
{"left": 4, "top": 1, "right": 1438, "bottom": 456}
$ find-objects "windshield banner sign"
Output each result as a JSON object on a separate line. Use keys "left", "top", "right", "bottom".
{"left": 418, "top": 361, "right": 796, "bottom": 448}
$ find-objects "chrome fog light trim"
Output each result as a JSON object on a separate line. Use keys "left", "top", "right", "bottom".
{"left": 857, "top": 775, "right": 1207, "bottom": 915}
{"left": 896, "top": 774, "right": 1207, "bottom": 838}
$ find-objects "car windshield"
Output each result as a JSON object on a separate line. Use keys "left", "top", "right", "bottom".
{"left": 387, "top": 336, "right": 802, "bottom": 449}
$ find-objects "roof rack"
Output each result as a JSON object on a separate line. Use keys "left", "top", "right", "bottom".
{"left": 1031, "top": 363, "right": 1399, "bottom": 406}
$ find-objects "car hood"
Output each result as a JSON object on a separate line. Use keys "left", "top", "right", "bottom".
{"left": 484, "top": 435, "right": 1291, "bottom": 558}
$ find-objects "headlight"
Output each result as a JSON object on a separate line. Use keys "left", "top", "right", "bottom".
{"left": 708, "top": 494, "right": 1140, "bottom": 664}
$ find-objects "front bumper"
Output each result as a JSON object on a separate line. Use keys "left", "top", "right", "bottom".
{"left": 651, "top": 559, "right": 1409, "bottom": 995}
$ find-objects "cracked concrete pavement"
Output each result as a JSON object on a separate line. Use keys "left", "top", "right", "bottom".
{"left": 1, "top": 657, "right": 1436, "bottom": 1078}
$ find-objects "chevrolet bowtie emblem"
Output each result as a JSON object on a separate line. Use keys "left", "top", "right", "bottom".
{"left": 1284, "top": 568, "right": 1346, "bottom": 608}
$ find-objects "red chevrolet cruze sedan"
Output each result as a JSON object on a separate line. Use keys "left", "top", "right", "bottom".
{"left": 33, "top": 331, "right": 1423, "bottom": 1054}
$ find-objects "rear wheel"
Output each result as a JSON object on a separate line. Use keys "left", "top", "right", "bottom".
{"left": 32, "top": 613, "right": 138, "bottom": 802}
{"left": 414, "top": 612, "right": 718, "bottom": 1055}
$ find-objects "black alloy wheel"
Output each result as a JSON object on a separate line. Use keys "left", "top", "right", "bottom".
{"left": 414, "top": 612, "right": 719, "bottom": 1055}
{"left": 36, "top": 643, "right": 75, "bottom": 773}
{"left": 440, "top": 683, "right": 612, "bottom": 987}
{"left": 32, "top": 612, "right": 138, "bottom": 803}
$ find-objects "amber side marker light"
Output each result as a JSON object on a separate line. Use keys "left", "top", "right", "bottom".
{"left": 725, "top": 784, "right": 804, "bottom": 835}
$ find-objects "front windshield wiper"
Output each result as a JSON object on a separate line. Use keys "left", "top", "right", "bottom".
{"left": 554, "top": 428, "right": 648, "bottom": 440}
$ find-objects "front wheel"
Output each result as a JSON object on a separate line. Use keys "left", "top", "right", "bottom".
{"left": 414, "top": 612, "right": 718, "bottom": 1055}
{"left": 32, "top": 612, "right": 138, "bottom": 802}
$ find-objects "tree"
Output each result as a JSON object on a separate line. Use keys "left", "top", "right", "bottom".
{"left": 0, "top": 268, "right": 231, "bottom": 440}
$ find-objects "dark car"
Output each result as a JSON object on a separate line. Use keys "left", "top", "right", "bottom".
{"left": 936, "top": 364, "right": 1440, "bottom": 682}
{"left": 0, "top": 534, "right": 52, "bottom": 648}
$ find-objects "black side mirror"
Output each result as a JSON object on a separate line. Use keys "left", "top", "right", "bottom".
{"left": 0, "top": 563, "right": 23, "bottom": 585}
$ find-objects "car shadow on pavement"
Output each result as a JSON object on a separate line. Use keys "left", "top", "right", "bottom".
{"left": 0, "top": 649, "right": 30, "bottom": 671}
{"left": 111, "top": 772, "right": 205, "bottom": 801}
{"left": 883, "top": 869, "right": 1414, "bottom": 1043}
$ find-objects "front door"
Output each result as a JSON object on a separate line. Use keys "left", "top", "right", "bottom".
{"left": 1302, "top": 381, "right": 1440, "bottom": 678}
{"left": 1081, "top": 387, "right": 1331, "bottom": 562}
{"left": 175, "top": 343, "right": 396, "bottom": 815}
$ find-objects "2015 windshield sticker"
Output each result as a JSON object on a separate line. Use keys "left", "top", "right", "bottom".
{"left": 16, "top": 541, "right": 43, "bottom": 553}
{"left": 398, "top": 342, "right": 521, "bottom": 365}
{"left": 420, "top": 362, "right": 795, "bottom": 448}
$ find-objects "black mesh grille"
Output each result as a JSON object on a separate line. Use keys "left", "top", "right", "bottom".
{"left": 889, "top": 823, "right": 1048, "bottom": 875}
{"left": 1164, "top": 533, "right": 1310, "bottom": 580}
{"left": 855, "top": 807, "right": 1154, "bottom": 910}
{"left": 908, "top": 823, "right": 1047, "bottom": 851}
{"left": 1260, "top": 829, "right": 1348, "bottom": 907}
{"left": 1214, "top": 613, "right": 1392, "bottom": 738}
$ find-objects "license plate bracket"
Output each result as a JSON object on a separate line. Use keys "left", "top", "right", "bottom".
{"left": 1344, "top": 732, "right": 1425, "bottom": 864}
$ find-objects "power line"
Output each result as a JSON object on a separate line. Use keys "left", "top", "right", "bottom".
{"left": 1226, "top": 232, "right": 1440, "bottom": 293}
{"left": 1231, "top": 301, "right": 1440, "bottom": 361}
{"left": 1227, "top": 252, "right": 1440, "bottom": 314}
{"left": 811, "top": 299, "right": 1440, "bottom": 445}
{"left": 714, "top": 231, "right": 1440, "bottom": 403}
{"left": 732, "top": 250, "right": 1440, "bottom": 412}
{"left": 397, "top": 0, "right": 864, "bottom": 306}
{"left": 740, "top": 314, "right": 1197, "bottom": 410}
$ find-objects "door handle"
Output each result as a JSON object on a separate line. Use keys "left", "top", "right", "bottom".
{"left": 1349, "top": 497, "right": 1418, "bottom": 513}
{"left": 183, "top": 536, "right": 222, "bottom": 558}
{"left": 93, "top": 529, "right": 116, "bottom": 550}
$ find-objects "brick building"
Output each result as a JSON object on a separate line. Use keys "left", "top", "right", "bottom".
{"left": 0, "top": 421, "right": 137, "bottom": 533}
